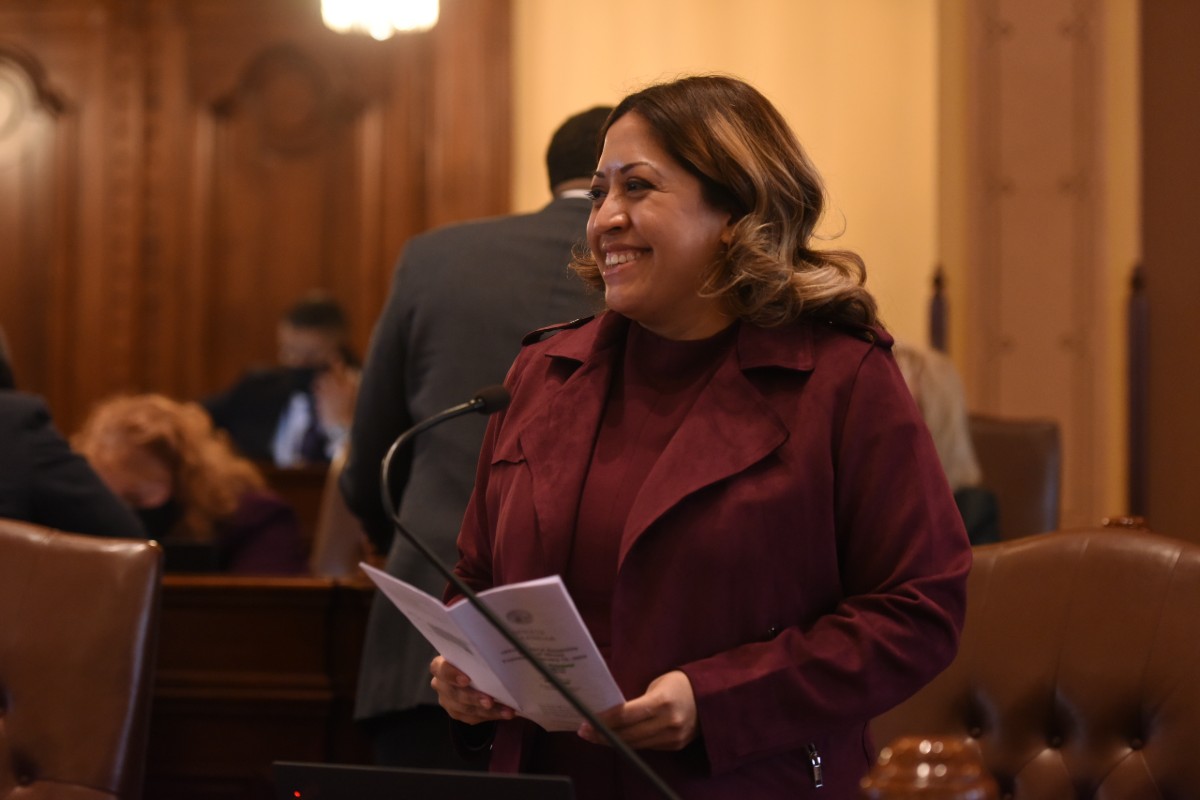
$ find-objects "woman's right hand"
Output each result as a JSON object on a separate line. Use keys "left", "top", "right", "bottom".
{"left": 429, "top": 656, "right": 516, "bottom": 725}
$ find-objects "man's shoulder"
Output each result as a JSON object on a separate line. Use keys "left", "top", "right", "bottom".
{"left": 218, "top": 367, "right": 294, "bottom": 395}
{"left": 0, "top": 391, "right": 50, "bottom": 424}
{"left": 0, "top": 393, "right": 55, "bottom": 468}
{"left": 202, "top": 368, "right": 296, "bottom": 424}
{"left": 408, "top": 199, "right": 587, "bottom": 250}
{"left": 410, "top": 210, "right": 531, "bottom": 245}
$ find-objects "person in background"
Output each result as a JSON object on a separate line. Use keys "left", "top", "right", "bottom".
{"left": 893, "top": 340, "right": 1000, "bottom": 544}
{"left": 74, "top": 393, "right": 307, "bottom": 574}
{"left": 205, "top": 291, "right": 360, "bottom": 467}
{"left": 429, "top": 76, "right": 971, "bottom": 799}
{"left": 340, "top": 106, "right": 610, "bottom": 768}
{"left": 0, "top": 390, "right": 147, "bottom": 539}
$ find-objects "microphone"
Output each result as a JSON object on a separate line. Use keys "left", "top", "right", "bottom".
{"left": 380, "top": 386, "right": 680, "bottom": 800}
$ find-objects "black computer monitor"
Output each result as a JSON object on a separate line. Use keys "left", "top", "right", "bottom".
{"left": 273, "top": 761, "right": 575, "bottom": 800}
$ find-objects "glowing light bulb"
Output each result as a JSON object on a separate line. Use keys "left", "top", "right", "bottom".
{"left": 321, "top": 0, "right": 439, "bottom": 40}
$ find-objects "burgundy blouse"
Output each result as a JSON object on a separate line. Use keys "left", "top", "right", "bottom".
{"left": 569, "top": 321, "right": 737, "bottom": 652}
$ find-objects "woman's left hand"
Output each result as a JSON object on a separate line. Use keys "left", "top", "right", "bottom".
{"left": 576, "top": 670, "right": 698, "bottom": 751}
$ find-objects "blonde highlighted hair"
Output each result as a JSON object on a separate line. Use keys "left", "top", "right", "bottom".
{"left": 73, "top": 393, "right": 265, "bottom": 541}
{"left": 572, "top": 75, "right": 877, "bottom": 329}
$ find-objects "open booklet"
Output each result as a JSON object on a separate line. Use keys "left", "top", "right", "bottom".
{"left": 360, "top": 563, "right": 625, "bottom": 732}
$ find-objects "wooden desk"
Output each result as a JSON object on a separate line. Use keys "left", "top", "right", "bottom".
{"left": 145, "top": 575, "right": 375, "bottom": 800}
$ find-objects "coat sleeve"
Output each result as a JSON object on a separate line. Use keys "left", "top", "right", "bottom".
{"left": 680, "top": 344, "right": 972, "bottom": 775}
{"left": 340, "top": 254, "right": 416, "bottom": 553}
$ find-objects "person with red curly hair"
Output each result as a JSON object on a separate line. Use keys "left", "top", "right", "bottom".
{"left": 74, "top": 393, "right": 307, "bottom": 574}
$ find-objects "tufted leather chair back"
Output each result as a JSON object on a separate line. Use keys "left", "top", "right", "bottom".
{"left": 871, "top": 527, "right": 1200, "bottom": 799}
{"left": 0, "top": 518, "right": 162, "bottom": 800}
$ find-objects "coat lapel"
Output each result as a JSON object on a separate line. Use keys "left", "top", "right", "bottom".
{"left": 618, "top": 322, "right": 814, "bottom": 567}
{"left": 516, "top": 314, "right": 625, "bottom": 574}
{"left": 616, "top": 358, "right": 783, "bottom": 566}
{"left": 512, "top": 314, "right": 817, "bottom": 575}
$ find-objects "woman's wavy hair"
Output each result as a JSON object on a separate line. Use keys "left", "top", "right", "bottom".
{"left": 571, "top": 75, "right": 878, "bottom": 329}
{"left": 73, "top": 393, "right": 265, "bottom": 540}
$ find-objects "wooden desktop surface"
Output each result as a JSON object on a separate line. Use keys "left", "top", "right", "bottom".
{"left": 145, "top": 574, "right": 375, "bottom": 800}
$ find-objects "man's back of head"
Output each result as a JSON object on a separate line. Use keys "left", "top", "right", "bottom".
{"left": 545, "top": 106, "right": 613, "bottom": 194}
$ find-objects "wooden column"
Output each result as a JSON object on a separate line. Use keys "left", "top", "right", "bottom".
{"left": 954, "top": 0, "right": 1107, "bottom": 528}
{"left": 1141, "top": 0, "right": 1200, "bottom": 542}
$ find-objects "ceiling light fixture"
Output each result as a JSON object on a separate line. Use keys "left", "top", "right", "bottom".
{"left": 321, "top": 0, "right": 439, "bottom": 40}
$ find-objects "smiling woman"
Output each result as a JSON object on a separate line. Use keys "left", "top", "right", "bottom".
{"left": 429, "top": 75, "right": 971, "bottom": 800}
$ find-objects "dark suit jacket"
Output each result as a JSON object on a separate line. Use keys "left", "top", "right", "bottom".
{"left": 453, "top": 313, "right": 972, "bottom": 799}
{"left": 341, "top": 196, "right": 601, "bottom": 720}
{"left": 0, "top": 391, "right": 147, "bottom": 538}
{"left": 202, "top": 368, "right": 298, "bottom": 463}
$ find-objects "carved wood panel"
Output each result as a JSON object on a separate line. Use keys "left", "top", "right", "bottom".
{"left": 0, "top": 0, "right": 511, "bottom": 430}
{"left": 0, "top": 51, "right": 64, "bottom": 398}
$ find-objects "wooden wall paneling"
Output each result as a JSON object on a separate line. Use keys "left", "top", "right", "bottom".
{"left": 0, "top": 0, "right": 514, "bottom": 428}
{"left": 175, "top": 4, "right": 369, "bottom": 393}
{"left": 203, "top": 45, "right": 367, "bottom": 390}
{"left": 0, "top": 48, "right": 63, "bottom": 399}
{"left": 165, "top": 0, "right": 452, "bottom": 398}
{"left": 1126, "top": 265, "right": 1147, "bottom": 517}
{"left": 0, "top": 2, "right": 146, "bottom": 430}
{"left": 423, "top": 0, "right": 512, "bottom": 231}
{"left": 964, "top": 0, "right": 1104, "bottom": 528}
{"left": 357, "top": 37, "right": 431, "bottom": 344}
{"left": 140, "top": 0, "right": 191, "bottom": 396}
{"left": 83, "top": 3, "right": 146, "bottom": 413}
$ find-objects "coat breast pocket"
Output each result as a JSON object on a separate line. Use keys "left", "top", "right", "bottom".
{"left": 483, "top": 432, "right": 545, "bottom": 577}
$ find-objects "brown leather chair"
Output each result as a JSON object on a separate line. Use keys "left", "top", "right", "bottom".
{"left": 968, "top": 414, "right": 1061, "bottom": 539}
{"left": 872, "top": 527, "right": 1200, "bottom": 799}
{"left": 0, "top": 518, "right": 162, "bottom": 800}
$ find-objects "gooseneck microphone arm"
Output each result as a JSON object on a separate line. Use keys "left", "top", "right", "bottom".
{"left": 380, "top": 386, "right": 680, "bottom": 800}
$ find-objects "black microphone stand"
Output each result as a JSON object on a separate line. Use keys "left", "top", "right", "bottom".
{"left": 380, "top": 389, "right": 680, "bottom": 800}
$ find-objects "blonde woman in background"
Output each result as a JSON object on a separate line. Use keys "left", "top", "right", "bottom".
{"left": 74, "top": 393, "right": 307, "bottom": 573}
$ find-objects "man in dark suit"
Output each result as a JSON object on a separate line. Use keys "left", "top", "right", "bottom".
{"left": 0, "top": 391, "right": 147, "bottom": 539}
{"left": 204, "top": 292, "right": 359, "bottom": 466}
{"left": 340, "top": 106, "right": 611, "bottom": 767}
